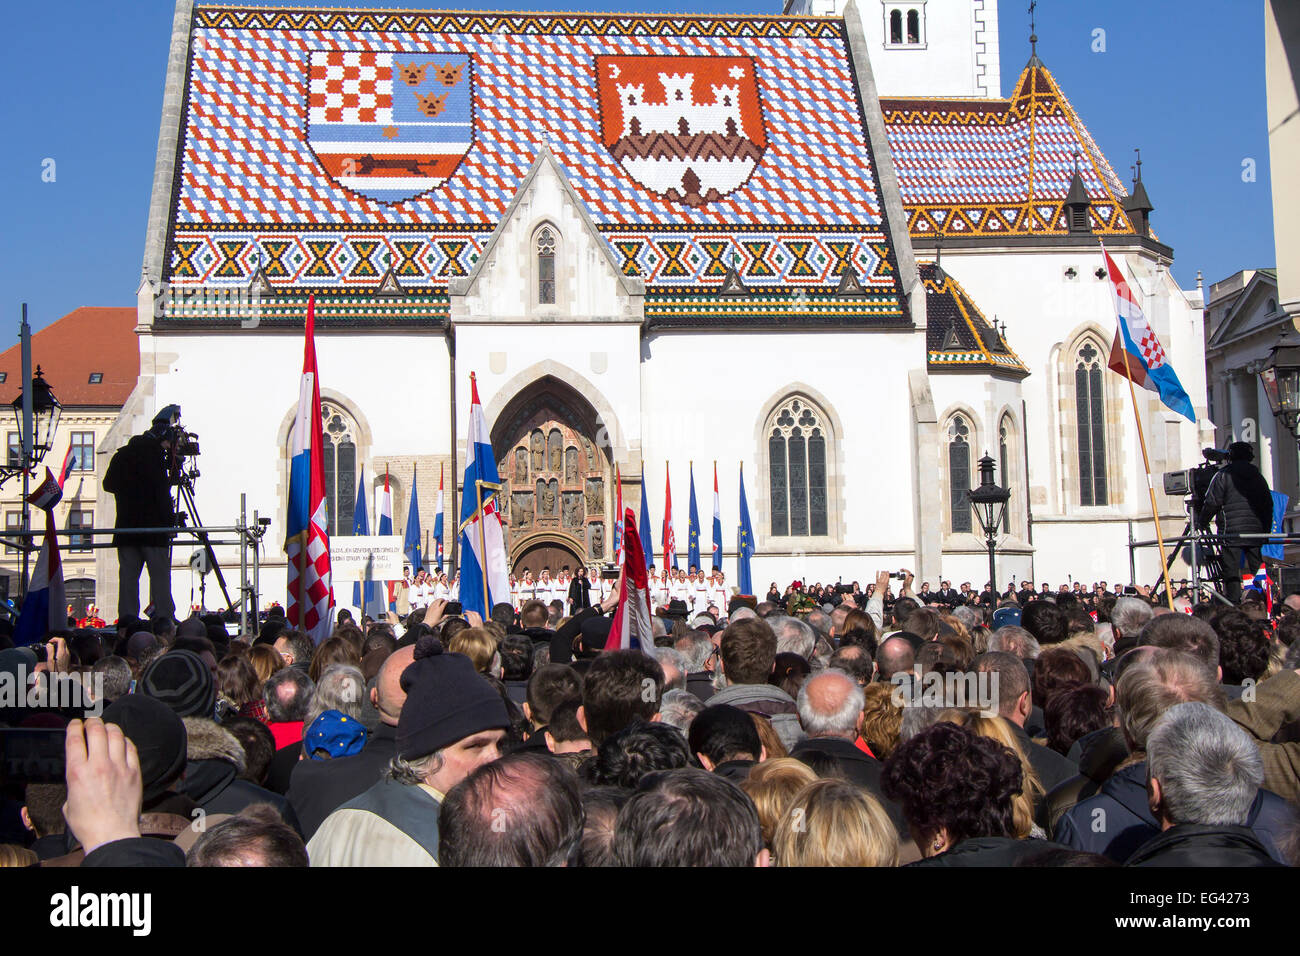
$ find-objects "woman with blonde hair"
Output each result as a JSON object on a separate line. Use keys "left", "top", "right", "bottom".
{"left": 0, "top": 844, "right": 37, "bottom": 867}
{"left": 938, "top": 708, "right": 1045, "bottom": 839}
{"left": 772, "top": 778, "right": 899, "bottom": 867}
{"left": 248, "top": 643, "right": 285, "bottom": 685}
{"left": 740, "top": 757, "right": 818, "bottom": 848}
{"left": 448, "top": 626, "right": 500, "bottom": 675}
{"left": 859, "top": 683, "right": 904, "bottom": 759}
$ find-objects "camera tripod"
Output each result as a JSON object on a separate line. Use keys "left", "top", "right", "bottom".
{"left": 173, "top": 471, "right": 236, "bottom": 614}
{"left": 1150, "top": 497, "right": 1228, "bottom": 601}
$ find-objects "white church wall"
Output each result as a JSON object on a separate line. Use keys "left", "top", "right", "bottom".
{"left": 139, "top": 329, "right": 451, "bottom": 617}
{"left": 639, "top": 329, "right": 925, "bottom": 587}
{"left": 938, "top": 247, "right": 1210, "bottom": 584}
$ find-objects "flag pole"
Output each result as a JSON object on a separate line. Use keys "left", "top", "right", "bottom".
{"left": 1106, "top": 243, "right": 1176, "bottom": 611}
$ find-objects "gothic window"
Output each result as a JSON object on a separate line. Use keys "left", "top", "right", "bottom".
{"left": 537, "top": 225, "right": 556, "bottom": 305}
{"left": 948, "top": 415, "right": 972, "bottom": 534}
{"left": 889, "top": 9, "right": 902, "bottom": 44}
{"left": 1076, "top": 341, "right": 1109, "bottom": 506}
{"left": 320, "top": 402, "right": 358, "bottom": 536}
{"left": 767, "top": 397, "right": 829, "bottom": 537}
{"left": 998, "top": 415, "right": 1014, "bottom": 534}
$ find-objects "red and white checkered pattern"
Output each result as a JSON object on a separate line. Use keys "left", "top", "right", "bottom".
{"left": 1136, "top": 326, "right": 1166, "bottom": 370}
{"left": 286, "top": 514, "right": 334, "bottom": 641}
{"left": 308, "top": 50, "right": 391, "bottom": 126}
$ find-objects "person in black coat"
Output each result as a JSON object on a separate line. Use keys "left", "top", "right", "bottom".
{"left": 102, "top": 405, "right": 180, "bottom": 621}
{"left": 1126, "top": 701, "right": 1283, "bottom": 867}
{"left": 567, "top": 566, "right": 593, "bottom": 615}
{"left": 1200, "top": 442, "right": 1273, "bottom": 602}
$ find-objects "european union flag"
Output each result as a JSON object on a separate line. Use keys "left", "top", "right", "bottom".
{"left": 640, "top": 482, "right": 655, "bottom": 571}
{"left": 687, "top": 463, "right": 702, "bottom": 571}
{"left": 1264, "top": 491, "right": 1290, "bottom": 561}
{"left": 738, "top": 465, "right": 755, "bottom": 595}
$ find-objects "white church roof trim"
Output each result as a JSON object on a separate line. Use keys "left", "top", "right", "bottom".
{"left": 156, "top": 2, "right": 908, "bottom": 321}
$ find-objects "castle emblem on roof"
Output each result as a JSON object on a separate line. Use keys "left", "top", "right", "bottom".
{"left": 305, "top": 50, "right": 473, "bottom": 204}
{"left": 595, "top": 55, "right": 767, "bottom": 208}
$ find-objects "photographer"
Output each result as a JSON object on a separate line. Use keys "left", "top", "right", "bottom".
{"left": 102, "top": 405, "right": 178, "bottom": 623}
{"left": 1200, "top": 441, "right": 1273, "bottom": 603}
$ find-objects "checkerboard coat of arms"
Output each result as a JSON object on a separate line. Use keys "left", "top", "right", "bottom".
{"left": 595, "top": 55, "right": 767, "bottom": 208}
{"left": 306, "top": 50, "right": 472, "bottom": 203}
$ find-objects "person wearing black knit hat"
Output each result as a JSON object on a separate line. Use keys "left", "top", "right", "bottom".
{"left": 139, "top": 649, "right": 216, "bottom": 718}
{"left": 306, "top": 636, "right": 509, "bottom": 866}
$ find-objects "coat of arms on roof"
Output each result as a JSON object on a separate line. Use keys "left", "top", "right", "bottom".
{"left": 595, "top": 55, "right": 767, "bottom": 208}
{"left": 306, "top": 50, "right": 473, "bottom": 204}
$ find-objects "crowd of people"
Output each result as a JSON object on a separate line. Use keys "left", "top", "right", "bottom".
{"left": 2, "top": 563, "right": 1298, "bottom": 868}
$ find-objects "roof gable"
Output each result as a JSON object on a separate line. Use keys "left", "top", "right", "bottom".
{"left": 881, "top": 62, "right": 1136, "bottom": 239}
{"left": 1207, "top": 270, "right": 1282, "bottom": 349}
{"left": 921, "top": 263, "right": 1027, "bottom": 377}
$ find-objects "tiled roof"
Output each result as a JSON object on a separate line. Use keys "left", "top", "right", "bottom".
{"left": 162, "top": 5, "right": 906, "bottom": 319}
{"left": 0, "top": 308, "right": 139, "bottom": 407}
{"left": 882, "top": 62, "right": 1135, "bottom": 238}
{"left": 921, "top": 263, "right": 1028, "bottom": 377}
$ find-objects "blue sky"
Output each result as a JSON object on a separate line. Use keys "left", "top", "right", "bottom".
{"left": 0, "top": 0, "right": 1273, "bottom": 331}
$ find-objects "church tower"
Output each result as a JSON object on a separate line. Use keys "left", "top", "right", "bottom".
{"left": 782, "top": 0, "right": 1001, "bottom": 99}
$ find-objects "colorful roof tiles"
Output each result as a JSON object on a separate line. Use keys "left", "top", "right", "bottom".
{"left": 164, "top": 5, "right": 905, "bottom": 315}
{"left": 920, "top": 263, "right": 1028, "bottom": 377}
{"left": 882, "top": 63, "right": 1136, "bottom": 238}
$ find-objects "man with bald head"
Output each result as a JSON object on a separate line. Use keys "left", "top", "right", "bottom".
{"left": 789, "top": 669, "right": 905, "bottom": 831}
{"left": 286, "top": 645, "right": 415, "bottom": 840}
{"left": 875, "top": 635, "right": 916, "bottom": 683}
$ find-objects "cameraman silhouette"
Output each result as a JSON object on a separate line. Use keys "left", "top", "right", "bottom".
{"left": 103, "top": 405, "right": 179, "bottom": 622}
{"left": 1200, "top": 441, "right": 1273, "bottom": 603}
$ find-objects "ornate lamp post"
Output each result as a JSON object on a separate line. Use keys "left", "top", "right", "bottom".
{"left": 1258, "top": 326, "right": 1300, "bottom": 442}
{"left": 968, "top": 453, "right": 1011, "bottom": 593}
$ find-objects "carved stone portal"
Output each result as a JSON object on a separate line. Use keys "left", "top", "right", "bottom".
{"left": 562, "top": 491, "right": 584, "bottom": 529}
{"left": 585, "top": 478, "right": 603, "bottom": 515}
{"left": 512, "top": 492, "right": 534, "bottom": 528}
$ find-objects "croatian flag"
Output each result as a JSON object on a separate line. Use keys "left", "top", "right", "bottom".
{"left": 14, "top": 468, "right": 66, "bottom": 646}
{"left": 57, "top": 447, "right": 76, "bottom": 488}
{"left": 663, "top": 463, "right": 677, "bottom": 571}
{"left": 1104, "top": 247, "right": 1196, "bottom": 422}
{"left": 606, "top": 508, "right": 654, "bottom": 653}
{"left": 403, "top": 465, "right": 423, "bottom": 573}
{"left": 711, "top": 461, "right": 723, "bottom": 571}
{"left": 377, "top": 470, "right": 394, "bottom": 615}
{"left": 432, "top": 463, "right": 445, "bottom": 572}
{"left": 1244, "top": 564, "right": 1273, "bottom": 615}
{"left": 457, "top": 373, "right": 510, "bottom": 620}
{"left": 285, "top": 295, "right": 335, "bottom": 644}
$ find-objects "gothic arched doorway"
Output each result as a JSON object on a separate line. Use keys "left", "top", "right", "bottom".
{"left": 492, "top": 376, "right": 614, "bottom": 569}
{"left": 511, "top": 533, "right": 585, "bottom": 579}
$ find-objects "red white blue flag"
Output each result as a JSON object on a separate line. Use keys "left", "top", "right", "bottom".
{"left": 14, "top": 468, "right": 66, "bottom": 645}
{"left": 457, "top": 373, "right": 510, "bottom": 620}
{"left": 285, "top": 296, "right": 334, "bottom": 644}
{"left": 606, "top": 508, "right": 654, "bottom": 653}
{"left": 1104, "top": 247, "right": 1195, "bottom": 422}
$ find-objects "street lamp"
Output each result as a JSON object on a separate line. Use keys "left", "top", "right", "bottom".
{"left": 0, "top": 367, "right": 62, "bottom": 487}
{"left": 968, "top": 453, "right": 1011, "bottom": 593}
{"left": 1257, "top": 326, "right": 1300, "bottom": 441}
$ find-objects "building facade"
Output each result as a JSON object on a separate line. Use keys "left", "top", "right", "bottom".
{"left": 0, "top": 307, "right": 139, "bottom": 616}
{"left": 104, "top": 0, "right": 1212, "bottom": 618}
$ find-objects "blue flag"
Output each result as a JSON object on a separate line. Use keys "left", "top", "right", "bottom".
{"left": 737, "top": 465, "right": 755, "bottom": 596}
{"left": 404, "top": 465, "right": 423, "bottom": 573}
{"left": 639, "top": 481, "right": 655, "bottom": 572}
{"left": 351, "top": 466, "right": 378, "bottom": 613}
{"left": 457, "top": 375, "right": 510, "bottom": 620}
{"left": 1263, "top": 491, "right": 1290, "bottom": 561}
{"left": 687, "top": 463, "right": 702, "bottom": 571}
